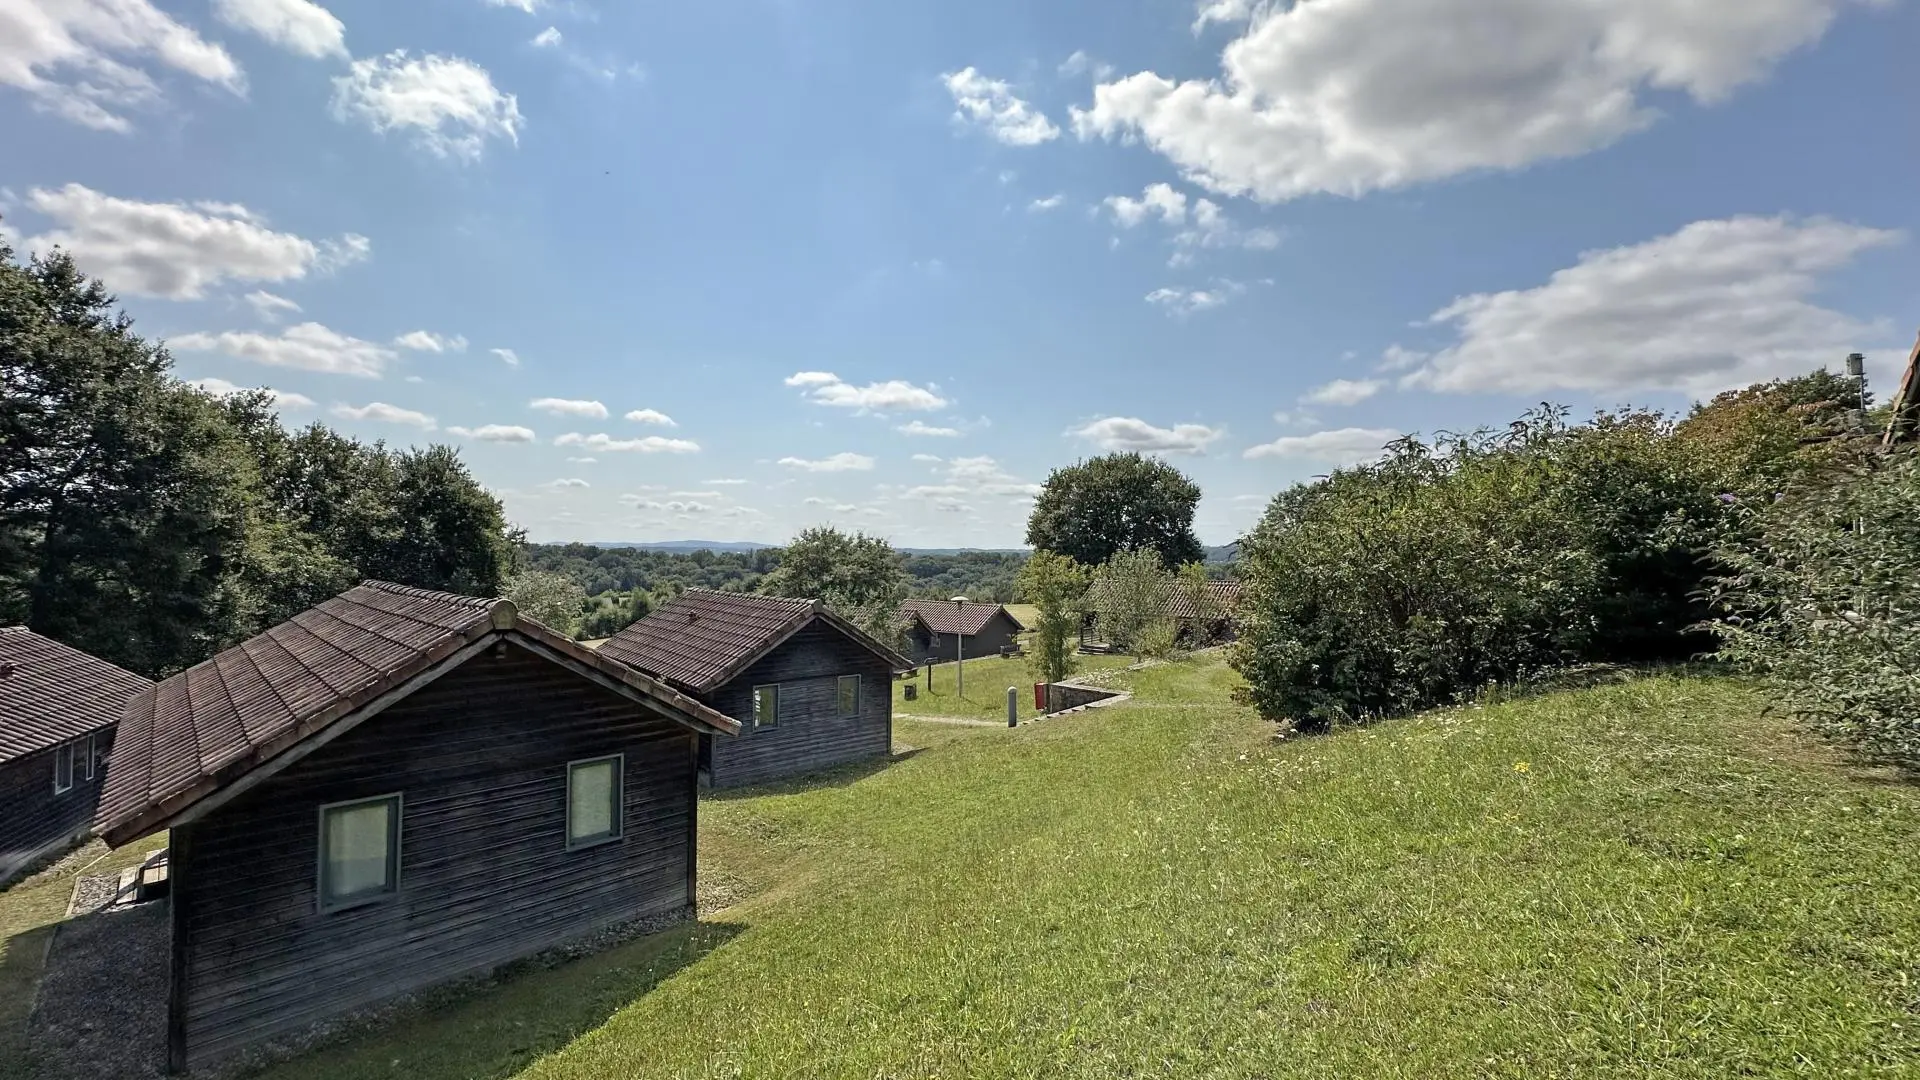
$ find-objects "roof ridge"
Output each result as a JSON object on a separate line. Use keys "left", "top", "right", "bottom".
{"left": 356, "top": 580, "right": 499, "bottom": 608}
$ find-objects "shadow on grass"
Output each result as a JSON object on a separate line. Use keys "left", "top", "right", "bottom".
{"left": 0, "top": 924, "right": 56, "bottom": 1080}
{"left": 701, "top": 752, "right": 910, "bottom": 803}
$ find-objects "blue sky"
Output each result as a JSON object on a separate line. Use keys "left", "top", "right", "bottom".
{"left": 3, "top": 0, "right": 1914, "bottom": 549}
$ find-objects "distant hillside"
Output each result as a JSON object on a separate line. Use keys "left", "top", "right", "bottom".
{"left": 587, "top": 540, "right": 775, "bottom": 554}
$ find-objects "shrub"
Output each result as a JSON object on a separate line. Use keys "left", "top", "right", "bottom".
{"left": 1018, "top": 550, "right": 1087, "bottom": 685}
{"left": 1134, "top": 619, "right": 1181, "bottom": 661}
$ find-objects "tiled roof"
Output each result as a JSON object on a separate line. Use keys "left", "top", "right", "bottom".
{"left": 601, "top": 589, "right": 915, "bottom": 693}
{"left": 900, "top": 599, "right": 1016, "bottom": 637}
{"left": 96, "top": 581, "right": 737, "bottom": 844}
{"left": 1087, "top": 579, "right": 1243, "bottom": 621}
{"left": 0, "top": 629, "right": 151, "bottom": 765}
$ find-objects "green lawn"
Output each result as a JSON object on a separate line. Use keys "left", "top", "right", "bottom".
{"left": 9, "top": 656, "right": 1920, "bottom": 1077}
{"left": 893, "top": 651, "right": 1134, "bottom": 723}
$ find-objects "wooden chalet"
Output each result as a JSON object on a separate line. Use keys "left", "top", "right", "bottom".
{"left": 0, "top": 629, "right": 151, "bottom": 888}
{"left": 600, "top": 590, "right": 914, "bottom": 789}
{"left": 899, "top": 599, "right": 1025, "bottom": 664}
{"left": 92, "top": 581, "right": 739, "bottom": 1072}
{"left": 1081, "top": 579, "right": 1244, "bottom": 650}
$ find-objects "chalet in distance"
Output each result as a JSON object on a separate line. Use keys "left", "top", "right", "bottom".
{"left": 0, "top": 628, "right": 151, "bottom": 888}
{"left": 899, "top": 599, "right": 1025, "bottom": 664}
{"left": 92, "top": 581, "right": 739, "bottom": 1072}
{"left": 600, "top": 590, "right": 915, "bottom": 789}
{"left": 1081, "top": 579, "right": 1245, "bottom": 650}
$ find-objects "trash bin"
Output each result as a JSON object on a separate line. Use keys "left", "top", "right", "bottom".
{"left": 904, "top": 683, "right": 918, "bottom": 701}
{"left": 1033, "top": 683, "right": 1047, "bottom": 712}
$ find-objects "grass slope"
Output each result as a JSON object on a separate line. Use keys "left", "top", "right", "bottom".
{"left": 242, "top": 657, "right": 1919, "bottom": 1078}
{"left": 894, "top": 651, "right": 1135, "bottom": 724}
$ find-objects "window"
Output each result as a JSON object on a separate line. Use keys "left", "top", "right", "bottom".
{"left": 752, "top": 684, "right": 778, "bottom": 729}
{"left": 837, "top": 675, "right": 860, "bottom": 719}
{"left": 318, "top": 794, "right": 401, "bottom": 911}
{"left": 567, "top": 756, "right": 624, "bottom": 850}
{"left": 52, "top": 742, "right": 74, "bottom": 794}
{"left": 83, "top": 734, "right": 96, "bottom": 781}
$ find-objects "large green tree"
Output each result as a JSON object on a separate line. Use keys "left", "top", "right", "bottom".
{"left": 1026, "top": 453, "right": 1205, "bottom": 568}
{"left": 1016, "top": 550, "right": 1086, "bottom": 685}
{"left": 759, "top": 526, "right": 904, "bottom": 640}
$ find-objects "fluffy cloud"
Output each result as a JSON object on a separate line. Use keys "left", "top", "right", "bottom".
{"left": 625, "top": 408, "right": 676, "bottom": 426}
{"left": 1244, "top": 427, "right": 1401, "bottom": 464}
{"left": 393, "top": 330, "right": 467, "bottom": 353}
{"left": 785, "top": 371, "right": 949, "bottom": 412}
{"left": 1403, "top": 216, "right": 1902, "bottom": 396}
{"left": 1059, "top": 50, "right": 1114, "bottom": 80}
{"left": 1302, "top": 378, "right": 1385, "bottom": 406}
{"left": 897, "top": 420, "right": 960, "bottom": 437}
{"left": 1029, "top": 194, "right": 1066, "bottom": 212}
{"left": 211, "top": 0, "right": 347, "bottom": 61}
{"left": 942, "top": 67, "right": 1059, "bottom": 146}
{"left": 546, "top": 477, "right": 589, "bottom": 489}
{"left": 1146, "top": 281, "right": 1245, "bottom": 317}
{"left": 1104, "top": 183, "right": 1188, "bottom": 228}
{"left": 0, "top": 0, "right": 243, "bottom": 132}
{"left": 489, "top": 347, "right": 521, "bottom": 366}
{"left": 1072, "top": 417, "right": 1223, "bottom": 455}
{"left": 778, "top": 453, "right": 875, "bottom": 473}
{"left": 1075, "top": 0, "right": 1873, "bottom": 203}
{"left": 17, "top": 184, "right": 368, "bottom": 299}
{"left": 331, "top": 50, "right": 523, "bottom": 161}
{"left": 530, "top": 397, "right": 608, "bottom": 418}
{"left": 704, "top": 478, "right": 749, "bottom": 486}
{"left": 244, "top": 290, "right": 301, "bottom": 321}
{"left": 482, "top": 0, "right": 542, "bottom": 11}
{"left": 185, "top": 376, "right": 315, "bottom": 410}
{"left": 332, "top": 401, "right": 436, "bottom": 428}
{"left": 531, "top": 26, "right": 561, "bottom": 47}
{"left": 171, "top": 322, "right": 393, "bottom": 378}
{"left": 1103, "top": 184, "right": 1278, "bottom": 263}
{"left": 446, "top": 423, "right": 535, "bottom": 443}
{"left": 553, "top": 432, "right": 700, "bottom": 454}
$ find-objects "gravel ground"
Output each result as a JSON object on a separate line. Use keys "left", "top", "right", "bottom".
{"left": 63, "top": 874, "right": 118, "bottom": 918}
{"left": 25, "top": 902, "right": 169, "bottom": 1080}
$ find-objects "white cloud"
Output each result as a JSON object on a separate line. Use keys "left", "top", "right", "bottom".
{"left": 332, "top": 401, "right": 436, "bottom": 429}
{"left": 567, "top": 456, "right": 596, "bottom": 463}
{"left": 778, "top": 453, "right": 875, "bottom": 473}
{"left": 1175, "top": 197, "right": 1282, "bottom": 256}
{"left": 393, "top": 329, "right": 467, "bottom": 353}
{"left": 546, "top": 477, "right": 589, "bottom": 489}
{"left": 0, "top": 0, "right": 243, "bottom": 132}
{"left": 1378, "top": 344, "right": 1430, "bottom": 372}
{"left": 785, "top": 371, "right": 948, "bottom": 413}
{"left": 624, "top": 408, "right": 676, "bottom": 427}
{"left": 704, "top": 478, "right": 749, "bottom": 486}
{"left": 553, "top": 432, "right": 700, "bottom": 454}
{"left": 1075, "top": 0, "right": 1875, "bottom": 203}
{"left": 211, "top": 0, "right": 347, "bottom": 61}
{"left": 1403, "top": 216, "right": 1903, "bottom": 396}
{"left": 530, "top": 397, "right": 608, "bottom": 418}
{"left": 942, "top": 66, "right": 1059, "bottom": 146}
{"left": 1059, "top": 50, "right": 1114, "bottom": 80}
{"left": 1192, "top": 0, "right": 1259, "bottom": 32}
{"left": 1302, "top": 378, "right": 1385, "bottom": 406}
{"left": 1029, "top": 194, "right": 1066, "bottom": 212}
{"left": 1072, "top": 417, "right": 1223, "bottom": 455}
{"left": 897, "top": 420, "right": 960, "bottom": 437}
{"left": 185, "top": 376, "right": 315, "bottom": 410}
{"left": 331, "top": 50, "right": 522, "bottom": 162}
{"left": 171, "top": 322, "right": 393, "bottom": 378}
{"left": 489, "top": 347, "right": 521, "bottom": 367}
{"left": 911, "top": 453, "right": 943, "bottom": 464}
{"left": 482, "top": 0, "right": 542, "bottom": 11}
{"left": 17, "top": 184, "right": 368, "bottom": 300}
{"left": 1145, "top": 283, "right": 1243, "bottom": 317}
{"left": 1245, "top": 427, "right": 1402, "bottom": 465}
{"left": 531, "top": 26, "right": 561, "bottom": 48}
{"left": 244, "top": 290, "right": 301, "bottom": 321}
{"left": 446, "top": 423, "right": 535, "bottom": 443}
{"left": 1103, "top": 185, "right": 1278, "bottom": 262}
{"left": 1104, "top": 183, "right": 1187, "bottom": 228}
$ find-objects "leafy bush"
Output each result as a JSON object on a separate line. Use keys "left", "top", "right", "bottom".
{"left": 1134, "top": 619, "right": 1181, "bottom": 661}
{"left": 1018, "top": 550, "right": 1086, "bottom": 685}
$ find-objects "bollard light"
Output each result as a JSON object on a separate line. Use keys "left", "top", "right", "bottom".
{"left": 1007, "top": 686, "right": 1018, "bottom": 727}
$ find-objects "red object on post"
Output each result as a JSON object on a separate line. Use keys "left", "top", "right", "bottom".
{"left": 1034, "top": 683, "right": 1047, "bottom": 711}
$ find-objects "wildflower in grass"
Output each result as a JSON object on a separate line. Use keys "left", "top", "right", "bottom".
{"left": 1513, "top": 761, "right": 1530, "bottom": 774}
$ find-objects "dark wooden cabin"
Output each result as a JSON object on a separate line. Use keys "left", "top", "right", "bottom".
{"left": 92, "top": 582, "right": 739, "bottom": 1072}
{"left": 899, "top": 599, "right": 1025, "bottom": 664}
{"left": 0, "top": 628, "right": 151, "bottom": 888}
{"left": 600, "top": 590, "right": 914, "bottom": 789}
{"left": 1080, "top": 579, "right": 1244, "bottom": 650}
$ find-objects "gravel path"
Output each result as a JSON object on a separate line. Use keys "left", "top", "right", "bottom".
{"left": 64, "top": 873, "right": 119, "bottom": 917}
{"left": 26, "top": 902, "right": 169, "bottom": 1080}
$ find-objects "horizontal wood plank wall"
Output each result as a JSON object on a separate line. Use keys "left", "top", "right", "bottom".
{"left": 0, "top": 730, "right": 112, "bottom": 887}
{"left": 905, "top": 612, "right": 1021, "bottom": 664}
{"left": 172, "top": 645, "right": 696, "bottom": 1067}
{"left": 705, "top": 621, "right": 892, "bottom": 788}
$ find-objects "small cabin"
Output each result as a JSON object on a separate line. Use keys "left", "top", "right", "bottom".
{"left": 92, "top": 581, "right": 738, "bottom": 1072}
{"left": 1081, "top": 579, "right": 1244, "bottom": 650}
{"left": 600, "top": 590, "right": 914, "bottom": 789}
{"left": 899, "top": 600, "right": 1025, "bottom": 664}
{"left": 0, "top": 628, "right": 151, "bottom": 887}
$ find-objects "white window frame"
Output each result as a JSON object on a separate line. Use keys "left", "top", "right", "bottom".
{"left": 566, "top": 754, "right": 625, "bottom": 851}
{"left": 317, "top": 793, "right": 403, "bottom": 913}
{"left": 82, "top": 733, "right": 96, "bottom": 781}
{"left": 52, "top": 742, "right": 74, "bottom": 795}
{"left": 837, "top": 675, "right": 861, "bottom": 719}
{"left": 752, "top": 684, "right": 779, "bottom": 729}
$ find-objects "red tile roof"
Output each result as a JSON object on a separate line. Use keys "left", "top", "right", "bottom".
{"left": 899, "top": 599, "right": 1019, "bottom": 637}
{"left": 0, "top": 629, "right": 151, "bottom": 765}
{"left": 1086, "top": 579, "right": 1243, "bottom": 621}
{"left": 601, "top": 589, "right": 915, "bottom": 693}
{"left": 96, "top": 581, "right": 737, "bottom": 845}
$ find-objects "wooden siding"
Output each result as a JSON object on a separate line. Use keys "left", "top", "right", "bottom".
{"left": 702, "top": 622, "right": 892, "bottom": 789}
{"left": 0, "top": 730, "right": 111, "bottom": 887}
{"left": 905, "top": 610, "right": 1022, "bottom": 665}
{"left": 168, "top": 644, "right": 697, "bottom": 1069}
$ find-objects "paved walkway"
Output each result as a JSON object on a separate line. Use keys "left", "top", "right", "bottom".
{"left": 895, "top": 713, "right": 1014, "bottom": 728}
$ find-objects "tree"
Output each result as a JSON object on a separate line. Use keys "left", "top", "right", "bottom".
{"left": 1017, "top": 550, "right": 1086, "bottom": 685}
{"left": 1026, "top": 453, "right": 1205, "bottom": 568}
{"left": 505, "top": 570, "right": 588, "bottom": 634}
{"left": 1090, "top": 547, "right": 1175, "bottom": 658}
{"left": 758, "top": 526, "right": 905, "bottom": 640}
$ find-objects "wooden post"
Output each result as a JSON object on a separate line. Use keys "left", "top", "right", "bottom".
{"left": 1006, "top": 687, "right": 1018, "bottom": 728}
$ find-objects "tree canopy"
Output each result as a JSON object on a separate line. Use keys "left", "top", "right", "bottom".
{"left": 757, "top": 526, "right": 905, "bottom": 640}
{"left": 1026, "top": 453, "right": 1205, "bottom": 568}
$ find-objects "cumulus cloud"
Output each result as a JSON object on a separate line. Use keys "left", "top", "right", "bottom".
{"left": 704, "top": 478, "right": 749, "bottom": 486}
{"left": 332, "top": 401, "right": 436, "bottom": 428}
{"left": 1403, "top": 216, "right": 1903, "bottom": 396}
{"left": 446, "top": 423, "right": 535, "bottom": 443}
{"left": 1030, "top": 194, "right": 1066, "bottom": 212}
{"left": 897, "top": 420, "right": 960, "bottom": 437}
{"left": 16, "top": 184, "right": 368, "bottom": 300}
{"left": 331, "top": 50, "right": 522, "bottom": 161}
{"left": 778, "top": 453, "right": 875, "bottom": 473}
{"left": 530, "top": 26, "right": 561, "bottom": 48}
{"left": 530, "top": 397, "right": 608, "bottom": 418}
{"left": 185, "top": 376, "right": 315, "bottom": 410}
{"left": 489, "top": 347, "right": 521, "bottom": 367}
{"left": 244, "top": 290, "right": 301, "bottom": 321}
{"left": 942, "top": 66, "right": 1059, "bottom": 146}
{"left": 170, "top": 322, "right": 393, "bottom": 378}
{"left": 1104, "top": 183, "right": 1188, "bottom": 228}
{"left": 553, "top": 432, "right": 700, "bottom": 454}
{"left": 1244, "top": 427, "right": 1402, "bottom": 464}
{"left": 1071, "top": 417, "right": 1223, "bottom": 455}
{"left": 624, "top": 408, "right": 676, "bottom": 426}
{"left": 0, "top": 0, "right": 243, "bottom": 132}
{"left": 482, "top": 0, "right": 542, "bottom": 11}
{"left": 545, "top": 477, "right": 589, "bottom": 488}
{"left": 1075, "top": 0, "right": 1875, "bottom": 203}
{"left": 1146, "top": 281, "right": 1246, "bottom": 317}
{"left": 392, "top": 330, "right": 466, "bottom": 353}
{"left": 785, "top": 371, "right": 948, "bottom": 412}
{"left": 1302, "top": 378, "right": 1385, "bottom": 406}
{"left": 1104, "top": 184, "right": 1278, "bottom": 263}
{"left": 1059, "top": 50, "right": 1114, "bottom": 80}
{"left": 212, "top": 0, "right": 347, "bottom": 61}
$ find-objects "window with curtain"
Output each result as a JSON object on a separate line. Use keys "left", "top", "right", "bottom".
{"left": 319, "top": 794, "right": 400, "bottom": 911}
{"left": 837, "top": 675, "right": 860, "bottom": 718}
{"left": 752, "top": 684, "right": 778, "bottom": 729}
{"left": 52, "top": 742, "right": 73, "bottom": 794}
{"left": 567, "top": 756, "right": 623, "bottom": 849}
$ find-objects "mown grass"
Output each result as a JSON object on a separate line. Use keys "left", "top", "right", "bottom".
{"left": 247, "top": 656, "right": 1920, "bottom": 1078}
{"left": 894, "top": 651, "right": 1134, "bottom": 723}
